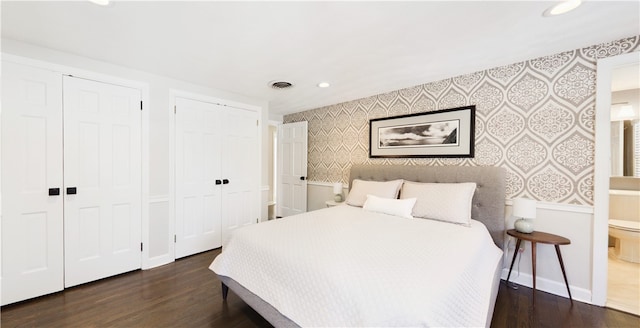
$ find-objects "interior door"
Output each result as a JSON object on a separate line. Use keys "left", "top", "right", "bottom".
{"left": 1, "top": 61, "right": 64, "bottom": 305}
{"left": 277, "top": 121, "right": 308, "bottom": 217}
{"left": 63, "top": 76, "right": 142, "bottom": 287}
{"left": 221, "top": 107, "right": 259, "bottom": 245}
{"left": 174, "top": 97, "right": 222, "bottom": 258}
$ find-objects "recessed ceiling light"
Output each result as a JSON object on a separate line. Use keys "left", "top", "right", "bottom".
{"left": 317, "top": 82, "right": 330, "bottom": 88}
{"left": 543, "top": 0, "right": 582, "bottom": 17}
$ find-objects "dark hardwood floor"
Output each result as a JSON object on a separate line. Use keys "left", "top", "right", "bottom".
{"left": 491, "top": 283, "right": 639, "bottom": 328}
{"left": 2, "top": 249, "right": 638, "bottom": 327}
{"left": 1, "top": 249, "right": 271, "bottom": 328}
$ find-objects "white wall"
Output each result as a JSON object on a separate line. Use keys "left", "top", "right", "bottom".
{"left": 1, "top": 38, "right": 270, "bottom": 268}
{"left": 307, "top": 182, "right": 347, "bottom": 211}
{"left": 502, "top": 205, "right": 594, "bottom": 303}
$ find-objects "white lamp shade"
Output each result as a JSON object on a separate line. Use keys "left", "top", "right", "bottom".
{"left": 611, "top": 104, "right": 638, "bottom": 121}
{"left": 617, "top": 105, "right": 636, "bottom": 119}
{"left": 333, "top": 182, "right": 343, "bottom": 194}
{"left": 513, "top": 197, "right": 537, "bottom": 219}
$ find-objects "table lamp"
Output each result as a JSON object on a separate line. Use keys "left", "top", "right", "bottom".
{"left": 513, "top": 197, "right": 536, "bottom": 233}
{"left": 333, "top": 182, "right": 343, "bottom": 202}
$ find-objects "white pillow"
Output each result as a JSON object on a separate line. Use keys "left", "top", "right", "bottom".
{"left": 400, "top": 181, "right": 477, "bottom": 226}
{"left": 346, "top": 179, "right": 404, "bottom": 207}
{"left": 363, "top": 194, "right": 416, "bottom": 219}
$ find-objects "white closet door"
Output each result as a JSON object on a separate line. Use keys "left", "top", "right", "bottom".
{"left": 277, "top": 121, "right": 308, "bottom": 217}
{"left": 63, "top": 76, "right": 142, "bottom": 288}
{"left": 221, "top": 108, "right": 259, "bottom": 244}
{"left": 174, "top": 97, "right": 222, "bottom": 258}
{"left": 1, "top": 62, "right": 64, "bottom": 305}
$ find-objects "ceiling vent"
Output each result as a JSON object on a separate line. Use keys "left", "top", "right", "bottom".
{"left": 269, "top": 81, "right": 294, "bottom": 89}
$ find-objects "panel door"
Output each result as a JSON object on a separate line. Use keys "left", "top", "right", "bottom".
{"left": 1, "top": 61, "right": 64, "bottom": 305}
{"left": 221, "top": 108, "right": 259, "bottom": 244}
{"left": 174, "top": 97, "right": 222, "bottom": 258}
{"left": 277, "top": 121, "right": 308, "bottom": 217}
{"left": 63, "top": 76, "right": 142, "bottom": 287}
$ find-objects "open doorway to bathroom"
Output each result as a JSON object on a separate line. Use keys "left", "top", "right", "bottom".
{"left": 606, "top": 61, "right": 640, "bottom": 315}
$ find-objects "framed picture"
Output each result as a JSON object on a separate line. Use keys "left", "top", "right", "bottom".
{"left": 369, "top": 105, "right": 475, "bottom": 158}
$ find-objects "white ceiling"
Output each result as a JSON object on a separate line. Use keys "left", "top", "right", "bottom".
{"left": 2, "top": 1, "right": 639, "bottom": 115}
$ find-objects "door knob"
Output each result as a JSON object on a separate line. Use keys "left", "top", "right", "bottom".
{"left": 222, "top": 179, "right": 229, "bottom": 184}
{"left": 215, "top": 180, "right": 222, "bottom": 185}
{"left": 48, "top": 188, "right": 60, "bottom": 196}
{"left": 300, "top": 176, "right": 306, "bottom": 181}
{"left": 66, "top": 187, "right": 77, "bottom": 195}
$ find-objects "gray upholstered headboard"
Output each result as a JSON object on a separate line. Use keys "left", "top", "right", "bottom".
{"left": 349, "top": 165, "right": 506, "bottom": 248}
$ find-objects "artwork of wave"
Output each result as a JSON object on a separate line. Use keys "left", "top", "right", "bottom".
{"left": 379, "top": 120, "right": 459, "bottom": 148}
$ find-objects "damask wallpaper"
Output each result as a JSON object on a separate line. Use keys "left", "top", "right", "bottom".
{"left": 283, "top": 36, "right": 640, "bottom": 205}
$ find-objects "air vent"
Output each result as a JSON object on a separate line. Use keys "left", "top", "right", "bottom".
{"left": 269, "top": 81, "right": 294, "bottom": 89}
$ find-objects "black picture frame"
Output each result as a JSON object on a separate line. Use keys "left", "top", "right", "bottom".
{"left": 369, "top": 105, "right": 475, "bottom": 158}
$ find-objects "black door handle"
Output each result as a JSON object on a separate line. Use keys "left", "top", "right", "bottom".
{"left": 300, "top": 176, "right": 306, "bottom": 181}
{"left": 49, "top": 188, "right": 60, "bottom": 196}
{"left": 222, "top": 179, "right": 229, "bottom": 184}
{"left": 215, "top": 180, "right": 222, "bottom": 185}
{"left": 67, "top": 187, "right": 77, "bottom": 195}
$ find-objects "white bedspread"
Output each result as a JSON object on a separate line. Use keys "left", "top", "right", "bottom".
{"left": 210, "top": 205, "right": 502, "bottom": 327}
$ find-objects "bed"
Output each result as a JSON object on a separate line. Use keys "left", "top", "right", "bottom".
{"left": 210, "top": 165, "right": 506, "bottom": 327}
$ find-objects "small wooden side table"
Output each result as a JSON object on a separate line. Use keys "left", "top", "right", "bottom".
{"left": 505, "top": 229, "right": 573, "bottom": 304}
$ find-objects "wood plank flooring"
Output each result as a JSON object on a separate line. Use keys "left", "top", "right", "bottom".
{"left": 492, "top": 282, "right": 639, "bottom": 328}
{"left": 2, "top": 249, "right": 639, "bottom": 327}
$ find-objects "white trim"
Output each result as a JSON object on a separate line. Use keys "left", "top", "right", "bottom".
{"left": 593, "top": 51, "right": 640, "bottom": 306}
{"left": 0, "top": 48, "right": 4, "bottom": 306}
{"left": 168, "top": 92, "right": 177, "bottom": 262}
{"left": 169, "top": 89, "right": 261, "bottom": 113}
{"left": 609, "top": 189, "right": 640, "bottom": 196}
{"left": 308, "top": 180, "right": 349, "bottom": 189}
{"left": 505, "top": 199, "right": 594, "bottom": 214}
{"left": 2, "top": 54, "right": 148, "bottom": 91}
{"left": 535, "top": 202, "right": 593, "bottom": 214}
{"left": 140, "top": 85, "right": 152, "bottom": 270}
{"left": 261, "top": 185, "right": 270, "bottom": 191}
{"left": 310, "top": 181, "right": 595, "bottom": 214}
{"left": 149, "top": 196, "right": 170, "bottom": 203}
{"left": 501, "top": 269, "right": 591, "bottom": 304}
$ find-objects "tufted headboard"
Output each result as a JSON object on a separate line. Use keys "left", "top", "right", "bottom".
{"left": 349, "top": 165, "right": 506, "bottom": 248}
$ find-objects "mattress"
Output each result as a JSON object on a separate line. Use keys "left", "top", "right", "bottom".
{"left": 210, "top": 205, "right": 503, "bottom": 327}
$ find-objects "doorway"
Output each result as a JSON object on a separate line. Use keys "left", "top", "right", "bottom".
{"left": 276, "top": 121, "right": 308, "bottom": 217}
{"left": 607, "top": 63, "right": 640, "bottom": 315}
{"left": 593, "top": 52, "right": 640, "bottom": 313}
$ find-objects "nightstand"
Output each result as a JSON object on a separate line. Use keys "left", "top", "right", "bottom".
{"left": 505, "top": 229, "right": 573, "bottom": 304}
{"left": 325, "top": 200, "right": 342, "bottom": 207}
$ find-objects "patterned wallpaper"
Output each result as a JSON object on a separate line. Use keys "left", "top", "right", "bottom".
{"left": 284, "top": 36, "right": 640, "bottom": 205}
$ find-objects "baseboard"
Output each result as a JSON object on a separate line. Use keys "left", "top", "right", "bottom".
{"left": 500, "top": 268, "right": 592, "bottom": 304}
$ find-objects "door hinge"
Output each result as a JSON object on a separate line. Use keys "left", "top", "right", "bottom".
{"left": 140, "top": 101, "right": 143, "bottom": 111}
{"left": 174, "top": 105, "right": 176, "bottom": 114}
{"left": 256, "top": 218, "right": 259, "bottom": 223}
{"left": 174, "top": 234, "right": 177, "bottom": 243}
{"left": 256, "top": 120, "right": 259, "bottom": 126}
{"left": 140, "top": 242, "right": 143, "bottom": 252}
